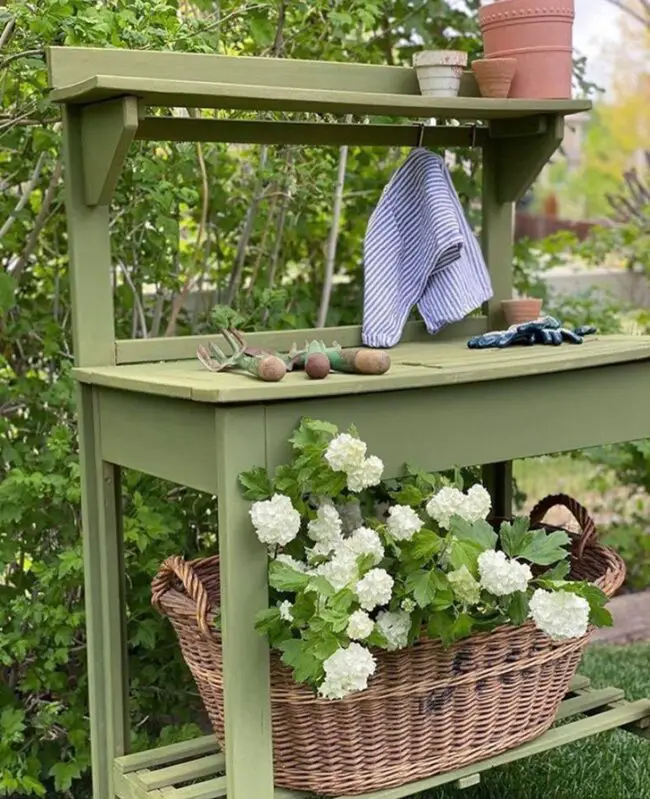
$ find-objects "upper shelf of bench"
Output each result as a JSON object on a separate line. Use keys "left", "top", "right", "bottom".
{"left": 47, "top": 46, "right": 591, "bottom": 120}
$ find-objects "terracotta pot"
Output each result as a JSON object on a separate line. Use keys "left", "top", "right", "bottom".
{"left": 413, "top": 50, "right": 468, "bottom": 97}
{"left": 471, "top": 57, "right": 517, "bottom": 98}
{"left": 501, "top": 298, "right": 543, "bottom": 326}
{"left": 479, "top": 0, "right": 574, "bottom": 98}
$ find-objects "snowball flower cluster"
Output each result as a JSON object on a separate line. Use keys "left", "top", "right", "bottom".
{"left": 376, "top": 610, "right": 411, "bottom": 652}
{"left": 307, "top": 502, "right": 343, "bottom": 556}
{"left": 387, "top": 505, "right": 423, "bottom": 541}
{"left": 529, "top": 589, "right": 590, "bottom": 641}
{"left": 463, "top": 484, "right": 492, "bottom": 523}
{"left": 426, "top": 484, "right": 492, "bottom": 529}
{"left": 324, "top": 433, "right": 384, "bottom": 492}
{"left": 319, "top": 643, "right": 377, "bottom": 699}
{"left": 316, "top": 549, "right": 359, "bottom": 592}
{"left": 355, "top": 568, "right": 394, "bottom": 611}
{"left": 346, "top": 609, "right": 375, "bottom": 641}
{"left": 343, "top": 526, "right": 385, "bottom": 566}
{"left": 478, "top": 550, "right": 532, "bottom": 596}
{"left": 448, "top": 565, "right": 481, "bottom": 606}
{"left": 250, "top": 494, "right": 301, "bottom": 546}
{"left": 276, "top": 554, "right": 308, "bottom": 573}
{"left": 278, "top": 600, "right": 294, "bottom": 622}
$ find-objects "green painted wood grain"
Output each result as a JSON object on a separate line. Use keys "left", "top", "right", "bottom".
{"left": 98, "top": 389, "right": 218, "bottom": 494}
{"left": 73, "top": 336, "right": 650, "bottom": 404}
{"left": 215, "top": 408, "right": 275, "bottom": 799}
{"left": 77, "top": 386, "right": 128, "bottom": 799}
{"left": 62, "top": 105, "right": 115, "bottom": 367}
{"left": 135, "top": 117, "right": 490, "bottom": 148}
{"left": 49, "top": 74, "right": 591, "bottom": 121}
{"left": 81, "top": 96, "right": 139, "bottom": 205}
{"left": 115, "top": 736, "right": 219, "bottom": 775}
{"left": 114, "top": 319, "right": 488, "bottom": 365}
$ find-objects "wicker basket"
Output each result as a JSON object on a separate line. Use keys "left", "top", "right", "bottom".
{"left": 151, "top": 494, "right": 625, "bottom": 796}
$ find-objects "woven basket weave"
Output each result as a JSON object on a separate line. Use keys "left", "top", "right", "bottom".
{"left": 152, "top": 494, "right": 625, "bottom": 796}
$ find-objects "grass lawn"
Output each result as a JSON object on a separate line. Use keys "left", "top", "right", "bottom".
{"left": 415, "top": 644, "right": 650, "bottom": 799}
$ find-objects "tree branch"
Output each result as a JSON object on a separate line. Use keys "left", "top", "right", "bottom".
{"left": 0, "top": 48, "right": 45, "bottom": 70}
{"left": 0, "top": 16, "right": 15, "bottom": 49}
{"left": 10, "top": 158, "right": 62, "bottom": 283}
{"left": 0, "top": 152, "right": 46, "bottom": 241}
{"left": 317, "top": 117, "right": 352, "bottom": 328}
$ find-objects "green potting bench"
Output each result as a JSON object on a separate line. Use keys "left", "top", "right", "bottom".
{"left": 48, "top": 45, "right": 650, "bottom": 799}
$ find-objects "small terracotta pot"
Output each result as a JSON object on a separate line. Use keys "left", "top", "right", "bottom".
{"left": 501, "top": 298, "right": 543, "bottom": 326}
{"left": 472, "top": 57, "right": 517, "bottom": 98}
{"left": 413, "top": 50, "right": 468, "bottom": 97}
{"left": 479, "top": 0, "right": 575, "bottom": 98}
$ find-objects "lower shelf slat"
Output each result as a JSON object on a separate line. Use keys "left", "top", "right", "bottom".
{"left": 113, "top": 680, "right": 650, "bottom": 799}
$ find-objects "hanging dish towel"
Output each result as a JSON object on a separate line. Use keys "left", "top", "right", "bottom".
{"left": 362, "top": 148, "right": 493, "bottom": 348}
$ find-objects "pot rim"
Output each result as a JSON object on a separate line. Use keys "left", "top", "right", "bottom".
{"left": 413, "top": 49, "right": 469, "bottom": 67}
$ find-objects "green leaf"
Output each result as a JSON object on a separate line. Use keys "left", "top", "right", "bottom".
{"left": 406, "top": 569, "right": 440, "bottom": 608}
{"left": 426, "top": 610, "right": 473, "bottom": 645}
{"left": 278, "top": 638, "right": 323, "bottom": 684}
{"left": 506, "top": 591, "right": 530, "bottom": 625}
{"left": 50, "top": 761, "right": 83, "bottom": 793}
{"left": 306, "top": 575, "right": 336, "bottom": 598}
{"left": 255, "top": 607, "right": 283, "bottom": 634}
{"left": 389, "top": 483, "right": 425, "bottom": 507}
{"left": 518, "top": 529, "right": 571, "bottom": 565}
{"left": 268, "top": 560, "right": 311, "bottom": 592}
{"left": 319, "top": 606, "right": 349, "bottom": 633}
{"left": 450, "top": 516, "right": 498, "bottom": 551}
{"left": 238, "top": 467, "right": 274, "bottom": 501}
{"left": 545, "top": 560, "right": 571, "bottom": 580}
{"left": 499, "top": 517, "right": 531, "bottom": 558}
{"left": 0, "top": 272, "right": 17, "bottom": 315}
{"left": 0, "top": 707, "right": 25, "bottom": 742}
{"left": 447, "top": 538, "right": 483, "bottom": 574}
{"left": 410, "top": 528, "right": 443, "bottom": 562}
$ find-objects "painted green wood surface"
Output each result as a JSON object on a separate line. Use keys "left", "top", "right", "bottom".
{"left": 62, "top": 105, "right": 115, "bottom": 367}
{"left": 49, "top": 74, "right": 592, "bottom": 120}
{"left": 77, "top": 385, "right": 129, "bottom": 799}
{"left": 135, "top": 117, "right": 490, "bottom": 148}
{"left": 81, "top": 96, "right": 139, "bottom": 205}
{"left": 74, "top": 335, "right": 650, "bottom": 404}
{"left": 215, "top": 408, "right": 274, "bottom": 799}
{"left": 480, "top": 137, "right": 515, "bottom": 516}
{"left": 98, "top": 389, "right": 218, "bottom": 494}
{"left": 115, "top": 319, "right": 488, "bottom": 365}
{"left": 110, "top": 681, "right": 649, "bottom": 799}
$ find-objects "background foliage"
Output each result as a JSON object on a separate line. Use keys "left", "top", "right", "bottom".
{"left": 0, "top": 1, "right": 648, "bottom": 796}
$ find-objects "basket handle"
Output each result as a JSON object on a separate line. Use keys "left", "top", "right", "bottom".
{"left": 151, "top": 555, "right": 214, "bottom": 636}
{"left": 528, "top": 493, "right": 597, "bottom": 559}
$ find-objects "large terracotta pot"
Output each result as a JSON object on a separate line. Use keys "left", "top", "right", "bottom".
{"left": 479, "top": 0, "right": 575, "bottom": 99}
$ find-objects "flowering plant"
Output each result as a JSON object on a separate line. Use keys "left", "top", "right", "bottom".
{"left": 238, "top": 419, "right": 613, "bottom": 701}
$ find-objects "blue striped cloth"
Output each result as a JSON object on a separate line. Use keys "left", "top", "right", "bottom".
{"left": 362, "top": 148, "right": 493, "bottom": 348}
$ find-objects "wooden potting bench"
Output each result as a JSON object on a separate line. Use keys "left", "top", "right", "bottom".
{"left": 48, "top": 46, "right": 650, "bottom": 799}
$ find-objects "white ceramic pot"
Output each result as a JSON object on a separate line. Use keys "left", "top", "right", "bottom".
{"left": 413, "top": 50, "right": 468, "bottom": 97}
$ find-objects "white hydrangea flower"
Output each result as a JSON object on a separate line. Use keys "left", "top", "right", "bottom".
{"left": 250, "top": 494, "right": 301, "bottom": 546}
{"left": 318, "top": 643, "right": 377, "bottom": 700}
{"left": 478, "top": 550, "right": 532, "bottom": 597}
{"left": 464, "top": 484, "right": 492, "bottom": 522}
{"left": 278, "top": 600, "right": 294, "bottom": 622}
{"left": 530, "top": 589, "right": 590, "bottom": 641}
{"left": 275, "top": 554, "right": 308, "bottom": 573}
{"left": 425, "top": 486, "right": 468, "bottom": 529}
{"left": 346, "top": 455, "right": 385, "bottom": 492}
{"left": 376, "top": 610, "right": 411, "bottom": 652}
{"left": 448, "top": 565, "right": 482, "bottom": 606}
{"left": 346, "top": 609, "right": 375, "bottom": 641}
{"left": 337, "top": 499, "right": 365, "bottom": 535}
{"left": 343, "top": 526, "right": 385, "bottom": 566}
{"left": 307, "top": 502, "right": 344, "bottom": 556}
{"left": 316, "top": 549, "right": 358, "bottom": 592}
{"left": 401, "top": 597, "right": 416, "bottom": 613}
{"left": 355, "top": 568, "right": 394, "bottom": 611}
{"left": 386, "top": 505, "right": 423, "bottom": 541}
{"left": 325, "top": 433, "right": 367, "bottom": 473}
